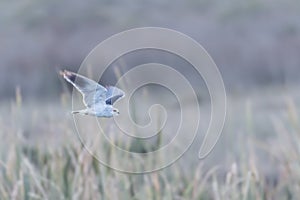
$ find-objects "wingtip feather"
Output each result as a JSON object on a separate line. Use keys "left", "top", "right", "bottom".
{"left": 60, "top": 70, "right": 76, "bottom": 82}
{"left": 59, "top": 70, "right": 66, "bottom": 76}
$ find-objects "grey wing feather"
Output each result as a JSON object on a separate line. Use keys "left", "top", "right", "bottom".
{"left": 61, "top": 70, "right": 107, "bottom": 107}
{"left": 105, "top": 86, "right": 125, "bottom": 105}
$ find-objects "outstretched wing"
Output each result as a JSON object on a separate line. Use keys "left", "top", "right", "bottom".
{"left": 60, "top": 70, "right": 107, "bottom": 107}
{"left": 105, "top": 86, "right": 125, "bottom": 105}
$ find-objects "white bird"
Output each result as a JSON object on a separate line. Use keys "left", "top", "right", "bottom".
{"left": 60, "top": 70, "right": 125, "bottom": 118}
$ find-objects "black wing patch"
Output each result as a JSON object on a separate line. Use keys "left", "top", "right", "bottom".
{"left": 105, "top": 86, "right": 125, "bottom": 105}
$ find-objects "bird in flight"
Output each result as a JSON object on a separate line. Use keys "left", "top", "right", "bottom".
{"left": 60, "top": 70, "right": 125, "bottom": 118}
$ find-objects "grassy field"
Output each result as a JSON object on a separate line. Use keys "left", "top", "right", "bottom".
{"left": 0, "top": 85, "right": 300, "bottom": 200}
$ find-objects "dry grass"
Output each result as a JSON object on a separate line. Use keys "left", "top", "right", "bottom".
{"left": 0, "top": 86, "right": 300, "bottom": 200}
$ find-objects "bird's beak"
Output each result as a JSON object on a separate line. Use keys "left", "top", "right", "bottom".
{"left": 114, "top": 110, "right": 120, "bottom": 115}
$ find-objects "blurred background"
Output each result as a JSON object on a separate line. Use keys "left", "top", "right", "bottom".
{"left": 1, "top": 0, "right": 300, "bottom": 199}
{"left": 1, "top": 0, "right": 300, "bottom": 99}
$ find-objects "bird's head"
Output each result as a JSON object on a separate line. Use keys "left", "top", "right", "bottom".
{"left": 112, "top": 108, "right": 120, "bottom": 116}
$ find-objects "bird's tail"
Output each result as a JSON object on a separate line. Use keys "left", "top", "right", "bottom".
{"left": 71, "top": 110, "right": 88, "bottom": 115}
